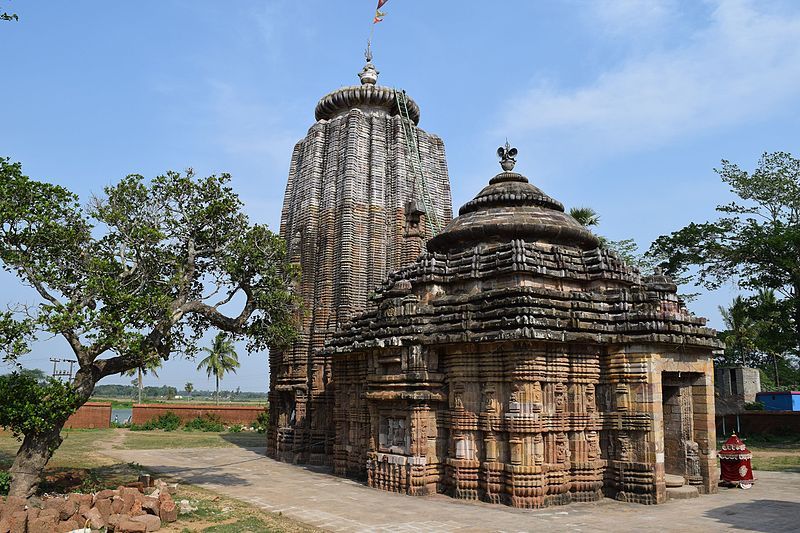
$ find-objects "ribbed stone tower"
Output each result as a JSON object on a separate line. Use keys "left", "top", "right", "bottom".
{"left": 267, "top": 56, "right": 453, "bottom": 464}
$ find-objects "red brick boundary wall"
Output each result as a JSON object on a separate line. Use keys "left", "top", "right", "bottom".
{"left": 716, "top": 412, "right": 800, "bottom": 436}
{"left": 64, "top": 402, "right": 112, "bottom": 429}
{"left": 132, "top": 404, "right": 265, "bottom": 426}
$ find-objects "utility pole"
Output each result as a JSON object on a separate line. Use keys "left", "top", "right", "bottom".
{"left": 49, "top": 358, "right": 77, "bottom": 381}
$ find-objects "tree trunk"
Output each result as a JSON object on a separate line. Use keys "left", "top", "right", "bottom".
{"left": 138, "top": 367, "right": 143, "bottom": 404}
{"left": 7, "top": 366, "right": 97, "bottom": 499}
{"left": 773, "top": 352, "right": 781, "bottom": 388}
{"left": 215, "top": 376, "right": 219, "bottom": 406}
{"left": 7, "top": 424, "right": 65, "bottom": 498}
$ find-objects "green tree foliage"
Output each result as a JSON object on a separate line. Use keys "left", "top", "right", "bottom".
{"left": 0, "top": 372, "right": 81, "bottom": 440}
{"left": 568, "top": 207, "right": 656, "bottom": 276}
{"left": 648, "top": 152, "right": 800, "bottom": 353}
{"left": 124, "top": 357, "right": 163, "bottom": 404}
{"left": 718, "top": 296, "right": 760, "bottom": 367}
{"left": 0, "top": 158, "right": 297, "bottom": 497}
{"left": 185, "top": 382, "right": 194, "bottom": 397}
{"left": 197, "top": 333, "right": 241, "bottom": 405}
{"left": 568, "top": 206, "right": 600, "bottom": 228}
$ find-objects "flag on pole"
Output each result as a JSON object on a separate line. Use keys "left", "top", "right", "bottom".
{"left": 374, "top": 0, "right": 389, "bottom": 23}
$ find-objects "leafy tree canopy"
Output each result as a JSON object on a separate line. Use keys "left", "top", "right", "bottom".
{"left": 648, "top": 152, "right": 800, "bottom": 352}
{"left": 0, "top": 373, "right": 80, "bottom": 443}
{"left": 0, "top": 157, "right": 297, "bottom": 496}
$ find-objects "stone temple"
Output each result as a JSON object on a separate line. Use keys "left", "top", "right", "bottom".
{"left": 270, "top": 60, "right": 720, "bottom": 507}
{"left": 267, "top": 57, "right": 453, "bottom": 464}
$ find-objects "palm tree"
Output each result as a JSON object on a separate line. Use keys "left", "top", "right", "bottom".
{"left": 184, "top": 382, "right": 194, "bottom": 399}
{"left": 197, "top": 333, "right": 240, "bottom": 405}
{"left": 124, "top": 356, "right": 162, "bottom": 404}
{"left": 569, "top": 206, "right": 600, "bottom": 228}
{"left": 719, "top": 296, "right": 759, "bottom": 367}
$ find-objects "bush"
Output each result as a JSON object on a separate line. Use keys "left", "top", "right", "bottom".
{"left": 744, "top": 401, "right": 766, "bottom": 411}
{"left": 130, "top": 411, "right": 181, "bottom": 431}
{"left": 0, "top": 372, "right": 81, "bottom": 440}
{"left": 253, "top": 409, "right": 269, "bottom": 434}
{"left": 228, "top": 423, "right": 244, "bottom": 433}
{"left": 183, "top": 414, "right": 224, "bottom": 432}
{"left": 0, "top": 470, "right": 10, "bottom": 495}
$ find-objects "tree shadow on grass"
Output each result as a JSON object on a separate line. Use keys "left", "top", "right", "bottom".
{"left": 0, "top": 450, "right": 14, "bottom": 467}
{"left": 704, "top": 500, "right": 800, "bottom": 532}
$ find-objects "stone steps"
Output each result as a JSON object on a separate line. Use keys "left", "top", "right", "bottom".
{"left": 665, "top": 473, "right": 686, "bottom": 488}
{"left": 667, "top": 485, "right": 699, "bottom": 500}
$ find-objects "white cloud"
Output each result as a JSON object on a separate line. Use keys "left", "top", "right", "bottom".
{"left": 498, "top": 0, "right": 800, "bottom": 154}
{"left": 207, "top": 80, "right": 299, "bottom": 167}
{"left": 587, "top": 0, "right": 678, "bottom": 36}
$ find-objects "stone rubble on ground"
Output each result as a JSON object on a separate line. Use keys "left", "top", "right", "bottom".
{"left": 0, "top": 478, "right": 178, "bottom": 532}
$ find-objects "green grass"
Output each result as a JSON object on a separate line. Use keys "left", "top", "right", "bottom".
{"left": 117, "top": 430, "right": 265, "bottom": 450}
{"left": 201, "top": 516, "right": 285, "bottom": 532}
{"left": 751, "top": 454, "right": 800, "bottom": 473}
{"left": 740, "top": 432, "right": 800, "bottom": 448}
{"left": 0, "top": 429, "right": 117, "bottom": 470}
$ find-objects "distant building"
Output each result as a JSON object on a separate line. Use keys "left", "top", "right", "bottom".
{"left": 756, "top": 391, "right": 800, "bottom": 411}
{"left": 714, "top": 366, "right": 761, "bottom": 415}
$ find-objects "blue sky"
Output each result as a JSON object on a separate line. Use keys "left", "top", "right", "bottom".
{"left": 2, "top": 0, "right": 799, "bottom": 391}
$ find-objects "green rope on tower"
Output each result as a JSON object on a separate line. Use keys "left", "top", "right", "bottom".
{"left": 394, "top": 89, "right": 441, "bottom": 236}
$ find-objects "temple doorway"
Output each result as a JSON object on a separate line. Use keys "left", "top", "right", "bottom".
{"left": 661, "top": 372, "right": 702, "bottom": 483}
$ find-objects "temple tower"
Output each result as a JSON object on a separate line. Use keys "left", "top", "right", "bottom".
{"left": 267, "top": 56, "right": 453, "bottom": 464}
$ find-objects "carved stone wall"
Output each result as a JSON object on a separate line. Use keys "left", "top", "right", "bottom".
{"left": 267, "top": 65, "right": 453, "bottom": 464}
{"left": 327, "top": 163, "right": 720, "bottom": 507}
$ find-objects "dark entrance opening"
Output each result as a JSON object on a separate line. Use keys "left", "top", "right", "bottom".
{"left": 661, "top": 372, "right": 702, "bottom": 483}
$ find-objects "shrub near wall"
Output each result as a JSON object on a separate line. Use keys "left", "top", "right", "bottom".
{"left": 132, "top": 404, "right": 265, "bottom": 426}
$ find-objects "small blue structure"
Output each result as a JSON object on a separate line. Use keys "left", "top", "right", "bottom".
{"left": 755, "top": 391, "right": 800, "bottom": 411}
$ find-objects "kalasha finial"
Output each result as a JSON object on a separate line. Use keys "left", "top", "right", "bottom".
{"left": 497, "top": 141, "right": 518, "bottom": 171}
{"left": 358, "top": 40, "right": 379, "bottom": 85}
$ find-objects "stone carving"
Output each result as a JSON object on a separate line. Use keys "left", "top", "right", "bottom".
{"left": 686, "top": 440, "right": 701, "bottom": 478}
{"left": 497, "top": 141, "right": 518, "bottom": 171}
{"left": 587, "top": 431, "right": 600, "bottom": 460}
{"left": 585, "top": 383, "right": 596, "bottom": 413}
{"left": 618, "top": 432, "right": 633, "bottom": 462}
{"left": 533, "top": 433, "right": 545, "bottom": 465}
{"left": 554, "top": 383, "right": 566, "bottom": 414}
{"left": 483, "top": 383, "right": 498, "bottom": 414}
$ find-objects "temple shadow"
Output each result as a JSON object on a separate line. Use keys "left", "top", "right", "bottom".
{"left": 219, "top": 432, "right": 267, "bottom": 450}
{"left": 703, "top": 500, "right": 800, "bottom": 532}
{"left": 145, "top": 464, "right": 253, "bottom": 487}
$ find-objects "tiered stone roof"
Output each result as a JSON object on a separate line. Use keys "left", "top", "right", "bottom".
{"left": 327, "top": 160, "right": 718, "bottom": 354}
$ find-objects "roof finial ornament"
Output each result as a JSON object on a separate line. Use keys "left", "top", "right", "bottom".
{"left": 497, "top": 140, "right": 518, "bottom": 171}
{"left": 359, "top": 39, "right": 379, "bottom": 85}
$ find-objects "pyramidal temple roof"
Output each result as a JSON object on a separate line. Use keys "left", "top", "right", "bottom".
{"left": 314, "top": 59, "right": 421, "bottom": 124}
{"left": 427, "top": 147, "right": 599, "bottom": 253}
